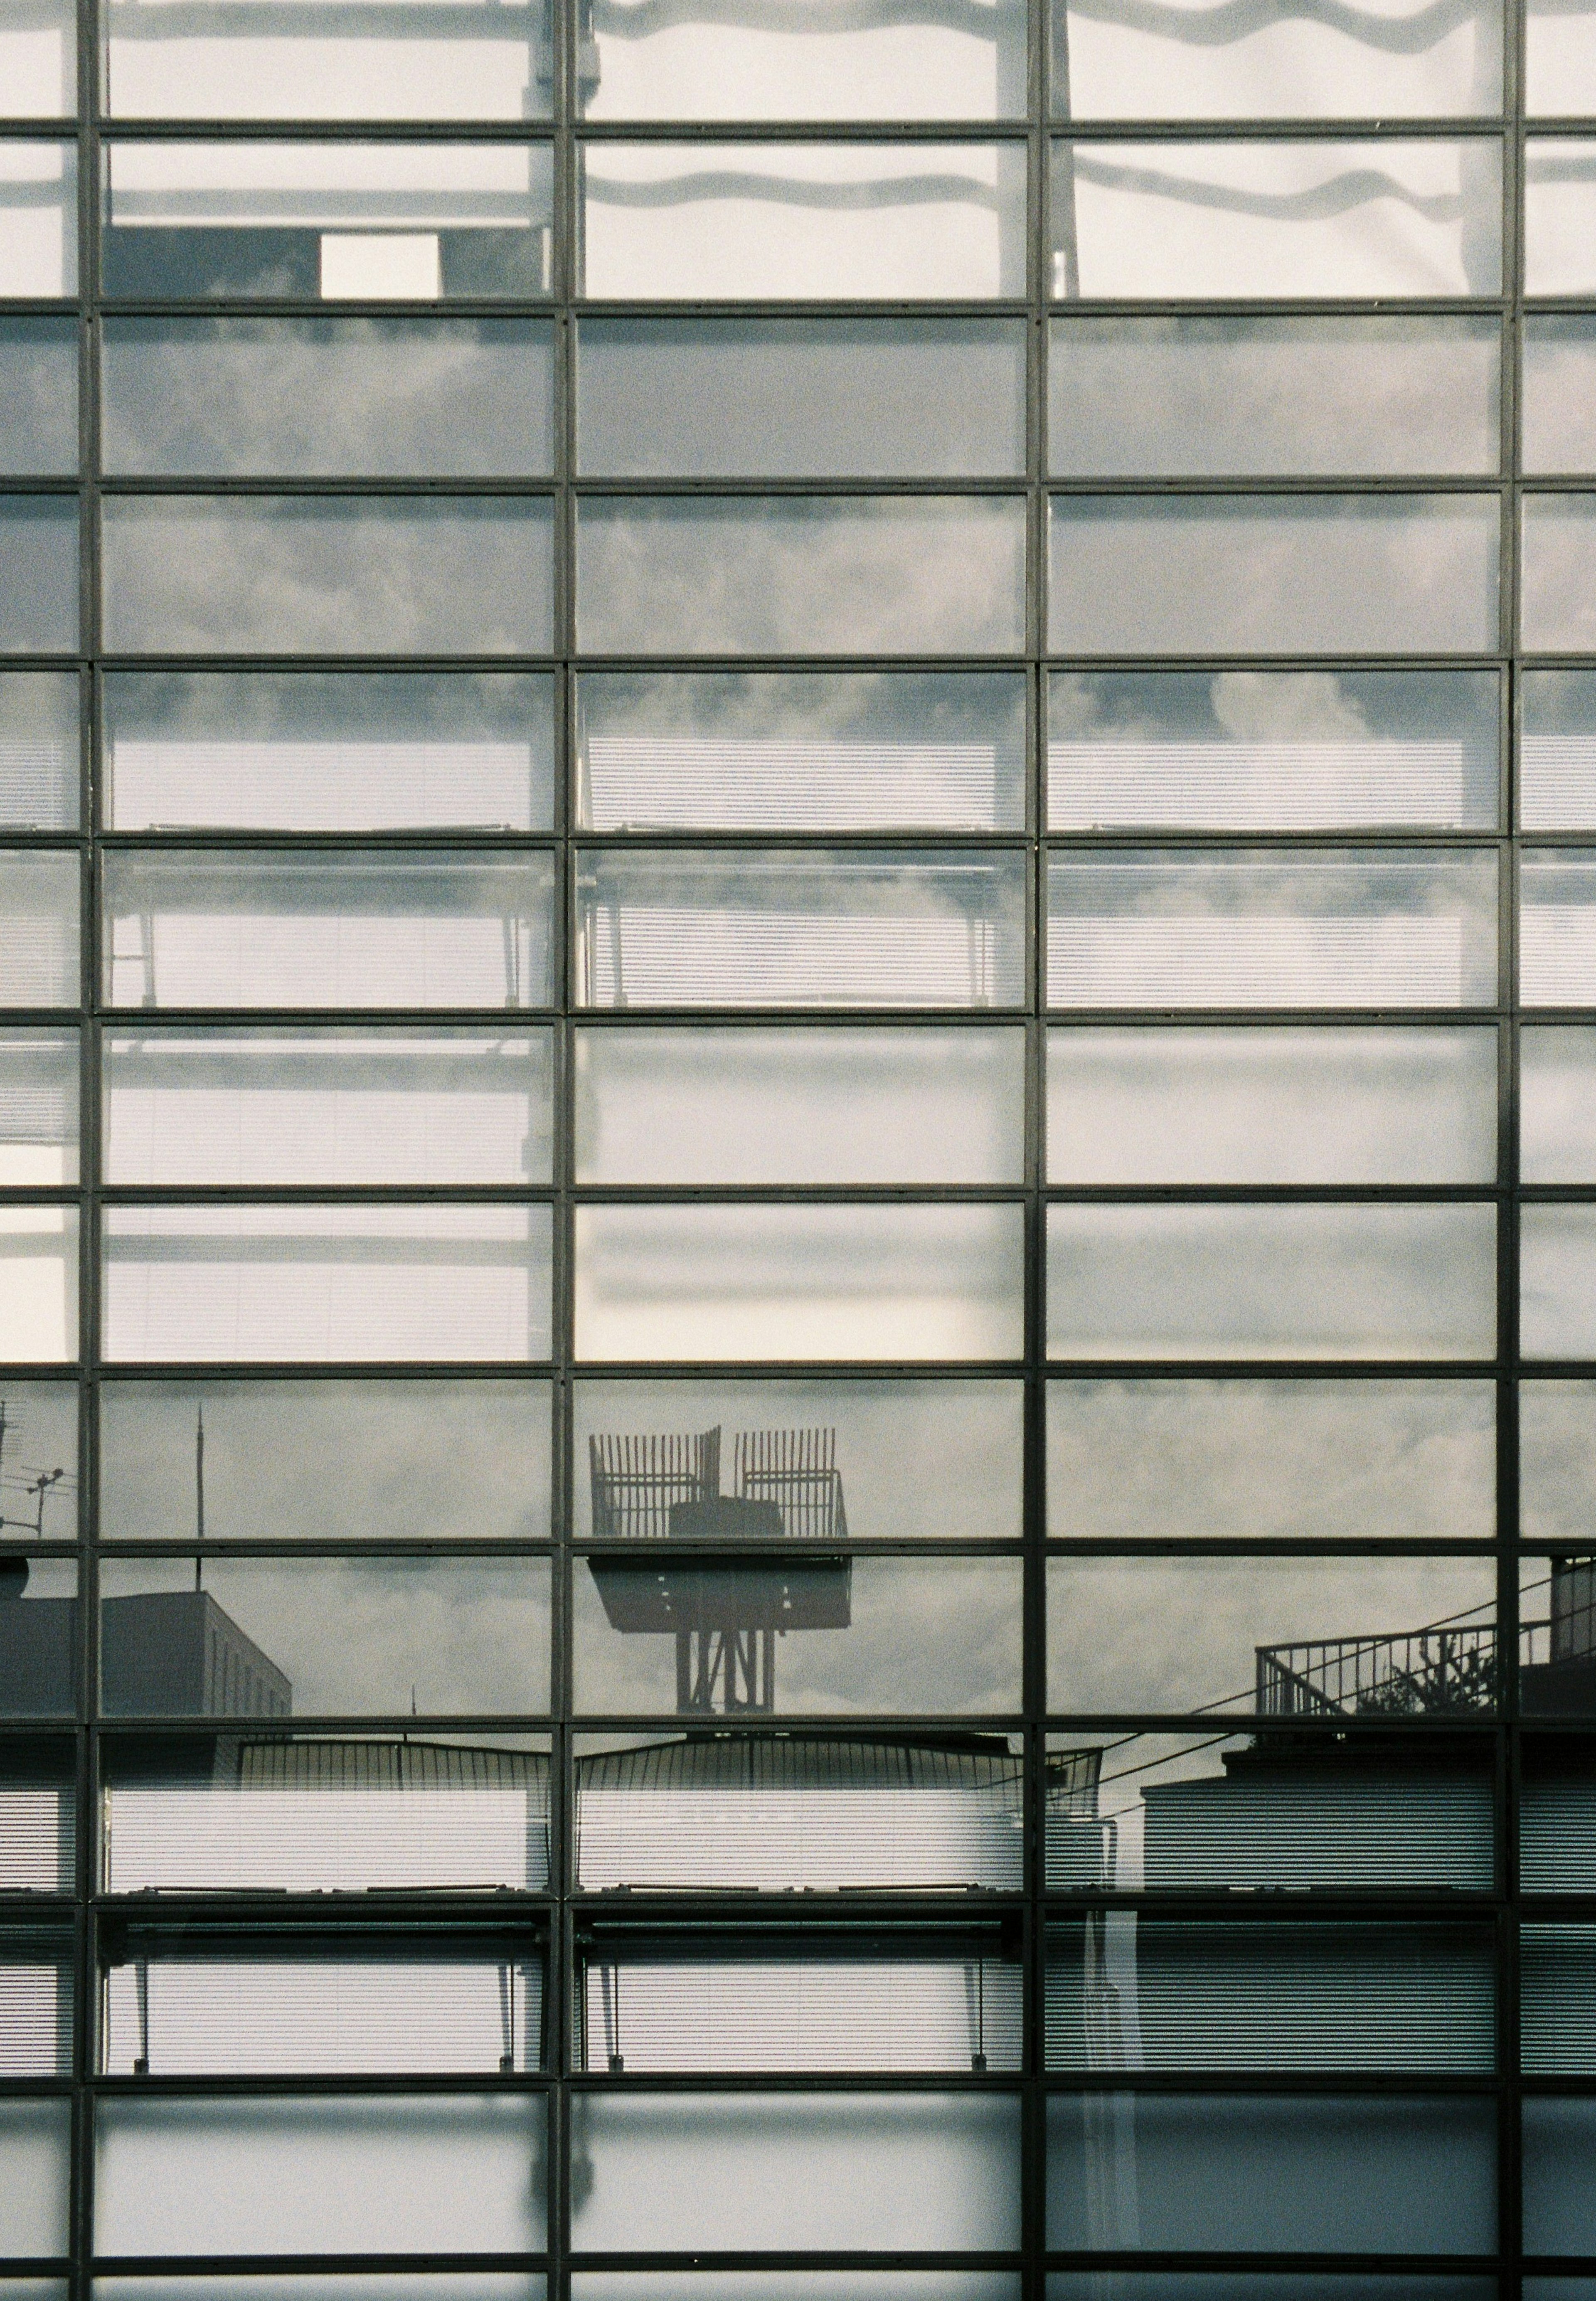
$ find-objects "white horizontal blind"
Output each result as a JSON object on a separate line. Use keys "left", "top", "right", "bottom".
{"left": 111, "top": 740, "right": 540, "bottom": 832}
{"left": 584, "top": 737, "right": 1012, "bottom": 832}
{"left": 1136, "top": 1768, "right": 1494, "bottom": 1890}
{"left": 0, "top": 1959, "right": 68, "bottom": 2074}
{"left": 1049, "top": 738, "right": 1472, "bottom": 830}
{"left": 582, "top": 904, "right": 1022, "bottom": 1009}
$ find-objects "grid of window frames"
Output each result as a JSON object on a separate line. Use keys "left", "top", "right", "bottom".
{"left": 7, "top": 0, "right": 1596, "bottom": 2289}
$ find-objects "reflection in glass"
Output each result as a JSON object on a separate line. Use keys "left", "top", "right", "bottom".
{"left": 576, "top": 1932, "right": 1021, "bottom": 2072}
{"left": 102, "top": 496, "right": 553, "bottom": 656}
{"left": 577, "top": 498, "right": 1025, "bottom": 657}
{"left": 1052, "top": 0, "right": 1501, "bottom": 117}
{"left": 94, "top": 2097, "right": 547, "bottom": 2256}
{"left": 582, "top": 0, "right": 1026, "bottom": 119}
{"left": 1052, "top": 139, "right": 1502, "bottom": 297}
{"left": 0, "top": 145, "right": 76, "bottom": 297}
{"left": 0, "top": 675, "right": 76, "bottom": 832}
{"left": 1523, "top": 671, "right": 1596, "bottom": 830}
{"left": 1050, "top": 316, "right": 1497, "bottom": 478}
{"left": 105, "top": 1031, "right": 553, "bottom": 1186}
{"left": 0, "top": 323, "right": 75, "bottom": 475}
{"left": 1047, "top": 1380, "right": 1496, "bottom": 1544}
{"left": 103, "top": 0, "right": 550, "bottom": 118}
{"left": 102, "top": 1205, "right": 553, "bottom": 1363}
{"left": 1048, "top": 1027, "right": 1497, "bottom": 1183}
{"left": 578, "top": 671, "right": 1026, "bottom": 834}
{"left": 574, "top": 1557, "right": 1021, "bottom": 1717}
{"left": 0, "top": 1385, "right": 75, "bottom": 1543}
{"left": 574, "top": 1380, "right": 1023, "bottom": 1542}
{"left": 104, "top": 2281, "right": 544, "bottom": 2301}
{"left": 579, "top": 852, "right": 1025, "bottom": 1011}
{"left": 0, "top": 0, "right": 74, "bottom": 112}
{"left": 1523, "top": 1385, "right": 1596, "bottom": 1548}
{"left": 1047, "top": 1730, "right": 1494, "bottom": 1891}
{"left": 103, "top": 319, "right": 555, "bottom": 478}
{"left": 0, "top": 502, "right": 77, "bottom": 653}
{"left": 569, "top": 2095, "right": 1019, "bottom": 2252}
{"left": 575, "top": 1204, "right": 1023, "bottom": 1362}
{"left": 0, "top": 1207, "right": 77, "bottom": 1362}
{"left": 0, "top": 1743, "right": 74, "bottom": 1892}
{"left": 1048, "top": 668, "right": 1500, "bottom": 832}
{"left": 581, "top": 145, "right": 1026, "bottom": 299}
{"left": 1046, "top": 1919, "right": 1494, "bottom": 2071}
{"left": 579, "top": 319, "right": 1025, "bottom": 480}
{"left": 0, "top": 2101, "right": 69, "bottom": 2257}
{"left": 101, "top": 1736, "right": 549, "bottom": 1892}
{"left": 0, "top": 1931, "right": 71, "bottom": 2070}
{"left": 1524, "top": 1927, "right": 1596, "bottom": 2070}
{"left": 1046, "top": 2094, "right": 1496, "bottom": 2252}
{"left": 1047, "top": 851, "right": 1499, "bottom": 1009}
{"left": 103, "top": 143, "right": 554, "bottom": 300}
{"left": 1047, "top": 1203, "right": 1497, "bottom": 1360}
{"left": 105, "top": 670, "right": 554, "bottom": 833}
{"left": 1520, "top": 853, "right": 1596, "bottom": 1005}
{"left": 1047, "top": 1555, "right": 1497, "bottom": 1715}
{"left": 1525, "top": 2098, "right": 1596, "bottom": 2254}
{"left": 576, "top": 2282, "right": 1017, "bottom": 2301}
{"left": 1526, "top": 141, "right": 1596, "bottom": 292}
{"left": 577, "top": 1028, "right": 1025, "bottom": 1184}
{"left": 1524, "top": 1208, "right": 1596, "bottom": 1356}
{"left": 1522, "top": 495, "right": 1596, "bottom": 650}
{"left": 0, "top": 1560, "right": 78, "bottom": 1717}
{"left": 100, "top": 1378, "right": 549, "bottom": 1543}
{"left": 101, "top": 1940, "right": 542, "bottom": 2075}
{"left": 1048, "top": 2281, "right": 1494, "bottom": 2301}
{"left": 574, "top": 1732, "right": 1024, "bottom": 1892}
{"left": 1049, "top": 493, "right": 1498, "bottom": 655}
{"left": 1523, "top": 1028, "right": 1596, "bottom": 1180}
{"left": 1524, "top": 319, "right": 1596, "bottom": 476}
{"left": 0, "top": 1036, "right": 76, "bottom": 1187}
{"left": 98, "top": 1557, "right": 551, "bottom": 1718}
{"left": 101, "top": 853, "right": 556, "bottom": 1010}
{"left": 1528, "top": 0, "right": 1596, "bottom": 111}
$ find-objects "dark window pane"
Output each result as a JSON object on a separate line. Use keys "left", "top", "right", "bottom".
{"left": 1525, "top": 2097, "right": 1596, "bottom": 2253}
{"left": 0, "top": 1562, "right": 79, "bottom": 1717}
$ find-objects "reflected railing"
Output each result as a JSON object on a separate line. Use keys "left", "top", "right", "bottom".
{"left": 1256, "top": 1623, "right": 1501, "bottom": 1718}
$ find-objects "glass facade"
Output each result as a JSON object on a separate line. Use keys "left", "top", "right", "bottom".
{"left": 0, "top": 0, "right": 1589, "bottom": 2287}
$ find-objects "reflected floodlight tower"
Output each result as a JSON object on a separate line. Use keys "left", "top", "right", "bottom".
{"left": 587, "top": 1428, "right": 851, "bottom": 1715}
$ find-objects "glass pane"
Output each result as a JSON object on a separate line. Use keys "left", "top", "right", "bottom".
{"left": 0, "top": 323, "right": 75, "bottom": 475}
{"left": 1523, "top": 670, "right": 1596, "bottom": 829}
{"left": 0, "top": 1036, "right": 76, "bottom": 1187}
{"left": 1052, "top": 139, "right": 1502, "bottom": 297}
{"left": 573, "top": 1557, "right": 1021, "bottom": 1717}
{"left": 574, "top": 1731, "right": 1024, "bottom": 1892}
{"left": 103, "top": 0, "right": 550, "bottom": 118}
{"left": 101, "top": 1736, "right": 549, "bottom": 1892}
{"left": 581, "top": 145, "right": 1026, "bottom": 299}
{"left": 102, "top": 1205, "right": 553, "bottom": 1364}
{"left": 101, "top": 1943, "right": 543, "bottom": 2075}
{"left": 1047, "top": 1555, "right": 1497, "bottom": 1716}
{"left": 581, "top": 0, "right": 1026, "bottom": 118}
{"left": 576, "top": 1028, "right": 1024, "bottom": 1184}
{"left": 102, "top": 2281, "right": 544, "bottom": 2301}
{"left": 0, "top": 502, "right": 76, "bottom": 653}
{"left": 1528, "top": 0, "right": 1596, "bottom": 111}
{"left": 102, "top": 497, "right": 553, "bottom": 656}
{"left": 1052, "top": 0, "right": 1500, "bottom": 116}
{"left": 0, "top": 0, "right": 73, "bottom": 112}
{"left": 1049, "top": 494, "right": 1498, "bottom": 655}
{"left": 577, "top": 2280, "right": 1016, "bottom": 2301}
{"left": 101, "top": 853, "right": 556, "bottom": 1010}
{"left": 104, "top": 671, "right": 554, "bottom": 834}
{"left": 574, "top": 1379, "right": 1023, "bottom": 1542}
{"left": 577, "top": 498, "right": 1025, "bottom": 657}
{"left": 0, "top": 2101, "right": 69, "bottom": 2257}
{"left": 1524, "top": 1927, "right": 1596, "bottom": 2071}
{"left": 1048, "top": 2282, "right": 1494, "bottom": 2301}
{"left": 94, "top": 2097, "right": 547, "bottom": 2256}
{"left": 103, "top": 319, "right": 555, "bottom": 479}
{"left": 0, "top": 1385, "right": 76, "bottom": 1543}
{"left": 1047, "top": 1203, "right": 1497, "bottom": 1360}
{"left": 1524, "top": 319, "right": 1596, "bottom": 476}
{"left": 1048, "top": 1027, "right": 1497, "bottom": 1183}
{"left": 0, "top": 147, "right": 76, "bottom": 298}
{"left": 576, "top": 1935, "right": 1021, "bottom": 2072}
{"left": 574, "top": 1205, "right": 1024, "bottom": 1362}
{"left": 1045, "top": 1919, "right": 1494, "bottom": 2072}
{"left": 1524, "top": 1384, "right": 1596, "bottom": 1544}
{"left": 1046, "top": 2094, "right": 1495, "bottom": 2252}
{"left": 1522, "top": 494, "right": 1596, "bottom": 649}
{"left": 0, "top": 1561, "right": 79, "bottom": 1716}
{"left": 1520, "top": 853, "right": 1596, "bottom": 1005}
{"left": 1497, "top": 1552, "right": 1588, "bottom": 1712}
{"left": 1052, "top": 1729, "right": 1494, "bottom": 1891}
{"left": 579, "top": 319, "right": 1025, "bottom": 481}
{"left": 1524, "top": 1207, "right": 1596, "bottom": 1355}
{"left": 0, "top": 1208, "right": 77, "bottom": 1362}
{"left": 98, "top": 1558, "right": 551, "bottom": 1717}
{"left": 0, "top": 857, "right": 76, "bottom": 1010}
{"left": 1523, "top": 1027, "right": 1596, "bottom": 1179}
{"left": 0, "top": 1745, "right": 74, "bottom": 1891}
{"left": 101, "top": 1378, "right": 549, "bottom": 1542}
{"left": 1527, "top": 141, "right": 1596, "bottom": 291}
{"left": 1050, "top": 317, "right": 1497, "bottom": 479}
{"left": 1047, "top": 1380, "right": 1496, "bottom": 1542}
{"left": 103, "top": 143, "right": 554, "bottom": 301}
{"left": 578, "top": 853, "right": 1025, "bottom": 1010}
{"left": 1049, "top": 668, "right": 1500, "bottom": 832}
{"left": 1525, "top": 2098, "right": 1596, "bottom": 2253}
{"left": 0, "top": 676, "right": 76, "bottom": 832}
{"left": 105, "top": 1031, "right": 553, "bottom": 1186}
{"left": 1047, "top": 851, "right": 1498, "bottom": 1010}
{"left": 569, "top": 2095, "right": 1019, "bottom": 2252}
{"left": 579, "top": 671, "right": 1026, "bottom": 834}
